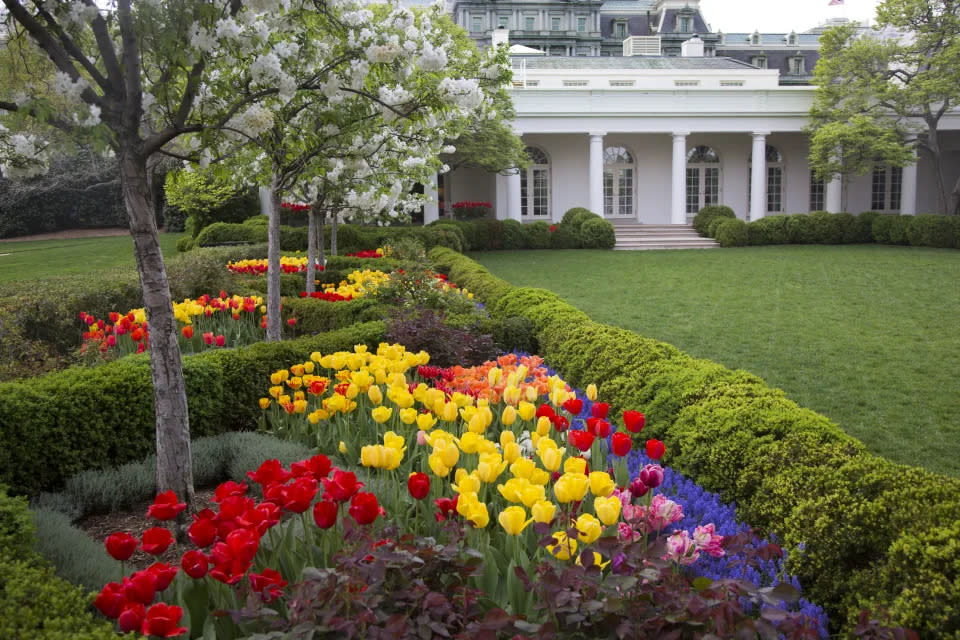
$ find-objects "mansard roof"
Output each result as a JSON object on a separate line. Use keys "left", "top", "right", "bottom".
{"left": 514, "top": 55, "right": 756, "bottom": 70}
{"left": 720, "top": 32, "right": 821, "bottom": 46}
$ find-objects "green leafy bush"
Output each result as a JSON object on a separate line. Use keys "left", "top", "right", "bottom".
{"left": 493, "top": 315, "right": 539, "bottom": 354}
{"left": 907, "top": 214, "right": 957, "bottom": 248}
{"left": 714, "top": 218, "right": 748, "bottom": 247}
{"left": 549, "top": 223, "right": 581, "bottom": 249}
{"left": 244, "top": 215, "right": 269, "bottom": 226}
{"left": 176, "top": 235, "right": 195, "bottom": 252}
{"left": 195, "top": 221, "right": 263, "bottom": 246}
{"left": 807, "top": 210, "right": 846, "bottom": 244}
{"left": 747, "top": 215, "right": 790, "bottom": 245}
{"left": 501, "top": 219, "right": 527, "bottom": 249}
{"left": 693, "top": 205, "right": 735, "bottom": 236}
{"left": 579, "top": 217, "right": 616, "bottom": 249}
{"left": 784, "top": 214, "right": 817, "bottom": 244}
{"left": 429, "top": 220, "right": 474, "bottom": 250}
{"left": 284, "top": 297, "right": 384, "bottom": 335}
{"left": 471, "top": 219, "right": 506, "bottom": 250}
{"left": 524, "top": 221, "right": 553, "bottom": 249}
{"left": 165, "top": 169, "right": 258, "bottom": 238}
{"left": 561, "top": 207, "right": 599, "bottom": 231}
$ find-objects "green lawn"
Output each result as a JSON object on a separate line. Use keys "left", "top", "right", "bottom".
{"left": 471, "top": 246, "right": 960, "bottom": 477}
{"left": 0, "top": 233, "right": 184, "bottom": 284}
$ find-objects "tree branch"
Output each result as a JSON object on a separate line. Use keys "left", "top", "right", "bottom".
{"left": 32, "top": 1, "right": 111, "bottom": 92}
{"left": 82, "top": 0, "right": 126, "bottom": 94}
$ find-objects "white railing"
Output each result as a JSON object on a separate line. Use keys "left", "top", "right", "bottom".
{"left": 622, "top": 36, "right": 662, "bottom": 56}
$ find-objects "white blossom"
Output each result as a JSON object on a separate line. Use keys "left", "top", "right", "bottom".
{"left": 189, "top": 23, "right": 217, "bottom": 55}
{"left": 52, "top": 71, "right": 87, "bottom": 103}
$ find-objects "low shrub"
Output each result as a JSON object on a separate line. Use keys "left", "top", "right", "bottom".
{"left": 471, "top": 219, "right": 506, "bottom": 250}
{"left": 907, "top": 214, "right": 957, "bottom": 248}
{"left": 713, "top": 218, "right": 748, "bottom": 247}
{"left": 194, "top": 221, "right": 263, "bottom": 246}
{"left": 807, "top": 210, "right": 846, "bottom": 244}
{"left": 550, "top": 223, "right": 581, "bottom": 249}
{"left": 580, "top": 217, "right": 616, "bottom": 249}
{"left": 493, "top": 315, "right": 539, "bottom": 354}
{"left": 706, "top": 217, "right": 727, "bottom": 238}
{"left": 283, "top": 297, "right": 384, "bottom": 335}
{"left": 785, "top": 214, "right": 817, "bottom": 244}
{"left": 243, "top": 215, "right": 269, "bottom": 227}
{"left": 385, "top": 307, "right": 495, "bottom": 367}
{"left": 693, "top": 205, "right": 735, "bottom": 236}
{"left": 176, "top": 235, "right": 195, "bottom": 252}
{"left": 524, "top": 221, "right": 553, "bottom": 249}
{"left": 561, "top": 207, "right": 599, "bottom": 231}
{"left": 501, "top": 219, "right": 527, "bottom": 249}
{"left": 747, "top": 215, "right": 790, "bottom": 245}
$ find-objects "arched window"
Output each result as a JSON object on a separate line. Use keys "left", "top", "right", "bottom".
{"left": 603, "top": 146, "right": 635, "bottom": 217}
{"left": 748, "top": 144, "right": 784, "bottom": 215}
{"left": 686, "top": 146, "right": 721, "bottom": 214}
{"left": 520, "top": 147, "right": 550, "bottom": 218}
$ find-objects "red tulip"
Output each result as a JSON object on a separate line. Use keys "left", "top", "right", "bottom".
{"left": 202, "top": 332, "right": 214, "bottom": 346}
{"left": 586, "top": 417, "right": 611, "bottom": 438}
{"left": 281, "top": 476, "right": 318, "bottom": 513}
{"left": 141, "top": 527, "right": 173, "bottom": 555}
{"left": 287, "top": 318, "right": 297, "bottom": 327}
{"left": 535, "top": 403, "right": 556, "bottom": 419}
{"left": 136, "top": 342, "right": 146, "bottom": 354}
{"left": 147, "top": 562, "right": 178, "bottom": 591}
{"left": 247, "top": 459, "right": 292, "bottom": 487}
{"left": 562, "top": 398, "right": 583, "bottom": 415}
{"left": 131, "top": 327, "right": 144, "bottom": 342}
{"left": 180, "top": 550, "right": 209, "bottom": 579}
{"left": 313, "top": 500, "right": 338, "bottom": 529}
{"left": 187, "top": 517, "right": 217, "bottom": 549}
{"left": 645, "top": 438, "right": 665, "bottom": 461}
{"left": 118, "top": 603, "right": 146, "bottom": 633}
{"left": 639, "top": 464, "right": 664, "bottom": 489}
{"left": 434, "top": 495, "right": 459, "bottom": 522}
{"left": 591, "top": 402, "right": 610, "bottom": 419}
{"left": 568, "top": 429, "right": 595, "bottom": 452}
{"left": 106, "top": 334, "right": 117, "bottom": 347}
{"left": 181, "top": 325, "right": 194, "bottom": 340}
{"left": 348, "top": 492, "right": 380, "bottom": 525}
{"left": 123, "top": 570, "right": 157, "bottom": 605}
{"left": 209, "top": 528, "right": 260, "bottom": 585}
{"left": 322, "top": 469, "right": 363, "bottom": 503}
{"left": 147, "top": 491, "right": 187, "bottom": 521}
{"left": 141, "top": 602, "right": 187, "bottom": 638}
{"left": 245, "top": 501, "right": 282, "bottom": 534}
{"left": 291, "top": 454, "right": 332, "bottom": 481}
{"left": 105, "top": 532, "right": 138, "bottom": 561}
{"left": 108, "top": 311, "right": 120, "bottom": 323}
{"left": 551, "top": 415, "right": 570, "bottom": 432}
{"left": 215, "top": 334, "right": 225, "bottom": 347}
{"left": 214, "top": 480, "right": 248, "bottom": 502}
{"left": 249, "top": 568, "right": 288, "bottom": 603}
{"left": 94, "top": 582, "right": 126, "bottom": 618}
{"left": 407, "top": 472, "right": 430, "bottom": 500}
{"left": 611, "top": 432, "right": 632, "bottom": 457}
{"left": 623, "top": 410, "right": 646, "bottom": 434}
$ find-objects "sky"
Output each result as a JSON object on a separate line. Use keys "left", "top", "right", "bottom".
{"left": 697, "top": 0, "right": 882, "bottom": 33}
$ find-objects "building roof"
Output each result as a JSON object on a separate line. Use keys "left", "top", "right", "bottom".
{"left": 721, "top": 32, "right": 821, "bottom": 46}
{"left": 513, "top": 56, "right": 758, "bottom": 70}
{"left": 600, "top": 0, "right": 657, "bottom": 11}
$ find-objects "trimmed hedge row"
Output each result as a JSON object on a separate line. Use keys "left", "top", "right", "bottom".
{"left": 0, "top": 487, "right": 118, "bottom": 639}
{"left": 427, "top": 246, "right": 960, "bottom": 637}
{"left": 0, "top": 321, "right": 385, "bottom": 496}
{"left": 429, "top": 208, "right": 616, "bottom": 251}
{"left": 700, "top": 210, "right": 960, "bottom": 249}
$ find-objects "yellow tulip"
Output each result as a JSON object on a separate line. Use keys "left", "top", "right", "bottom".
{"left": 293, "top": 391, "right": 305, "bottom": 402}
{"left": 476, "top": 453, "right": 507, "bottom": 483}
{"left": 458, "top": 432, "right": 483, "bottom": 454}
{"left": 270, "top": 371, "right": 285, "bottom": 385}
{"left": 460, "top": 406, "right": 477, "bottom": 424}
{"left": 258, "top": 398, "right": 271, "bottom": 410}
{"left": 547, "top": 531, "right": 578, "bottom": 560}
{"left": 510, "top": 457, "right": 536, "bottom": 480}
{"left": 497, "top": 477, "right": 529, "bottom": 503}
{"left": 531, "top": 499, "right": 557, "bottom": 524}
{"left": 437, "top": 442, "right": 460, "bottom": 468}
{"left": 383, "top": 431, "right": 405, "bottom": 453}
{"left": 503, "top": 385, "right": 521, "bottom": 406}
{"left": 293, "top": 399, "right": 308, "bottom": 414}
{"left": 539, "top": 447, "right": 563, "bottom": 473}
{"left": 360, "top": 445, "right": 379, "bottom": 468}
{"left": 310, "top": 351, "right": 323, "bottom": 363}
{"left": 339, "top": 441, "right": 348, "bottom": 454}
{"left": 452, "top": 392, "right": 474, "bottom": 407}
{"left": 466, "top": 503, "right": 490, "bottom": 528}
{"left": 524, "top": 386, "right": 539, "bottom": 402}
{"left": 594, "top": 496, "right": 622, "bottom": 526}
{"left": 417, "top": 412, "right": 437, "bottom": 431}
{"left": 456, "top": 491, "right": 481, "bottom": 517}
{"left": 554, "top": 473, "right": 590, "bottom": 503}
{"left": 278, "top": 395, "right": 291, "bottom": 405}
{"left": 477, "top": 439, "right": 498, "bottom": 455}
{"left": 367, "top": 385, "right": 383, "bottom": 405}
{"left": 501, "top": 405, "right": 517, "bottom": 427}
{"left": 564, "top": 457, "right": 587, "bottom": 475}
{"left": 586, "top": 383, "right": 598, "bottom": 401}
{"left": 520, "top": 483, "right": 546, "bottom": 508}
{"left": 269, "top": 385, "right": 284, "bottom": 399}
{"left": 531, "top": 432, "right": 542, "bottom": 449}
{"left": 498, "top": 506, "right": 533, "bottom": 535}
{"left": 576, "top": 551, "right": 610, "bottom": 570}
{"left": 399, "top": 408, "right": 418, "bottom": 425}
{"left": 344, "top": 383, "right": 359, "bottom": 400}
{"left": 428, "top": 453, "right": 451, "bottom": 478}
{"left": 529, "top": 468, "right": 552, "bottom": 486}
{"left": 371, "top": 406, "right": 393, "bottom": 424}
{"left": 467, "top": 413, "right": 487, "bottom": 434}
{"left": 487, "top": 367, "right": 503, "bottom": 386}
{"left": 517, "top": 401, "right": 536, "bottom": 422}
{"left": 536, "top": 416, "right": 552, "bottom": 436}
{"left": 302, "top": 361, "right": 315, "bottom": 374}
{"left": 589, "top": 471, "right": 616, "bottom": 497}
{"left": 503, "top": 442, "right": 522, "bottom": 464}
{"left": 373, "top": 368, "right": 388, "bottom": 384}
{"left": 576, "top": 513, "right": 603, "bottom": 544}
{"left": 441, "top": 402, "right": 459, "bottom": 422}
{"left": 478, "top": 405, "right": 493, "bottom": 428}
{"left": 351, "top": 369, "right": 373, "bottom": 391}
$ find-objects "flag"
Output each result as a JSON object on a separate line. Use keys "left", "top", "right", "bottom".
{"left": 829, "top": 0, "right": 844, "bottom": 5}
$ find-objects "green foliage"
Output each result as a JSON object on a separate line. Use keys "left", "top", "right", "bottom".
{"left": 471, "top": 219, "right": 506, "bottom": 250}
{"left": 284, "top": 297, "right": 384, "bottom": 335}
{"left": 784, "top": 214, "right": 817, "bottom": 244}
{"left": 195, "top": 221, "right": 264, "bottom": 246}
{"left": 713, "top": 218, "right": 748, "bottom": 247}
{"left": 549, "top": 223, "right": 581, "bottom": 249}
{"left": 0, "top": 486, "right": 34, "bottom": 558}
{"left": 524, "top": 221, "right": 552, "bottom": 249}
{"left": 164, "top": 169, "right": 259, "bottom": 238}
{"left": 493, "top": 315, "right": 538, "bottom": 354}
{"left": 427, "top": 247, "right": 513, "bottom": 306}
{"left": 244, "top": 215, "right": 269, "bottom": 226}
{"left": 429, "top": 220, "right": 474, "bottom": 251}
{"left": 30, "top": 508, "right": 116, "bottom": 590}
{"left": 176, "top": 235, "right": 195, "bottom": 252}
{"left": 579, "top": 217, "right": 616, "bottom": 249}
{"left": 807, "top": 210, "right": 846, "bottom": 244}
{"left": 561, "top": 207, "right": 599, "bottom": 231}
{"left": 747, "top": 215, "right": 790, "bottom": 245}
{"left": 693, "top": 205, "right": 736, "bottom": 236}
{"left": 906, "top": 214, "right": 957, "bottom": 248}
{"left": 501, "top": 219, "right": 527, "bottom": 249}
{"left": 0, "top": 320, "right": 385, "bottom": 495}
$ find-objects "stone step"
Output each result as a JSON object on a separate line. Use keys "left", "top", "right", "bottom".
{"left": 611, "top": 222, "right": 718, "bottom": 250}
{"left": 613, "top": 244, "right": 719, "bottom": 250}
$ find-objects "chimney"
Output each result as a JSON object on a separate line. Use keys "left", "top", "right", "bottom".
{"left": 681, "top": 34, "right": 704, "bottom": 57}
{"left": 491, "top": 26, "right": 509, "bottom": 49}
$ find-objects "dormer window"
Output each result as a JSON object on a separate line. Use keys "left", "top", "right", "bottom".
{"left": 614, "top": 21, "right": 627, "bottom": 39}
{"left": 717, "top": 30, "right": 725, "bottom": 45}
{"left": 789, "top": 55, "right": 805, "bottom": 74}
{"left": 750, "top": 31, "right": 761, "bottom": 45}
{"left": 786, "top": 31, "right": 798, "bottom": 45}
{"left": 678, "top": 16, "right": 692, "bottom": 32}
{"left": 751, "top": 54, "right": 767, "bottom": 69}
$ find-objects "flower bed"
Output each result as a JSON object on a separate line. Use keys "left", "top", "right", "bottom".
{"left": 226, "top": 256, "right": 325, "bottom": 275}
{"left": 92, "top": 344, "right": 830, "bottom": 638}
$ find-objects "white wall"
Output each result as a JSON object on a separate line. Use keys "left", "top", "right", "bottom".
{"left": 523, "top": 133, "right": 590, "bottom": 222}
{"left": 445, "top": 168, "right": 495, "bottom": 215}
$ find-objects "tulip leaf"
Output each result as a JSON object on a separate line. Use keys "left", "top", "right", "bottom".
{"left": 692, "top": 577, "right": 713, "bottom": 591}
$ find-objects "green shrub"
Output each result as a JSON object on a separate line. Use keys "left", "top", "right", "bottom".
{"left": 561, "top": 207, "right": 600, "bottom": 231}
{"left": 784, "top": 213, "right": 817, "bottom": 244}
{"left": 244, "top": 215, "right": 269, "bottom": 226}
{"left": 713, "top": 218, "right": 748, "bottom": 247}
{"left": 493, "top": 315, "right": 539, "bottom": 354}
{"left": 284, "top": 297, "right": 384, "bottom": 334}
{"left": 871, "top": 214, "right": 897, "bottom": 244}
{"left": 0, "top": 486, "right": 34, "bottom": 558}
{"left": 428, "top": 222, "right": 468, "bottom": 252}
{"left": 549, "top": 223, "right": 581, "bottom": 249}
{"left": 579, "top": 217, "right": 616, "bottom": 249}
{"left": 30, "top": 508, "right": 116, "bottom": 590}
{"left": 165, "top": 170, "right": 258, "bottom": 238}
{"left": 693, "top": 205, "right": 735, "bottom": 236}
{"left": 176, "top": 235, "right": 195, "bottom": 252}
{"left": 468, "top": 220, "right": 504, "bottom": 251}
{"left": 806, "top": 211, "right": 846, "bottom": 244}
{"left": 524, "top": 221, "right": 552, "bottom": 249}
{"left": 195, "top": 221, "right": 263, "bottom": 246}
{"left": 163, "top": 204, "right": 188, "bottom": 233}
{"left": 848, "top": 211, "right": 879, "bottom": 243}
{"left": 747, "top": 215, "right": 790, "bottom": 245}
{"left": 832, "top": 213, "right": 860, "bottom": 244}
{"left": 501, "top": 219, "right": 527, "bottom": 249}
{"left": 906, "top": 214, "right": 956, "bottom": 248}
{"left": 428, "top": 247, "right": 513, "bottom": 306}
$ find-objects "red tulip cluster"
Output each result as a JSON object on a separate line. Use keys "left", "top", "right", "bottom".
{"left": 79, "top": 310, "right": 149, "bottom": 355}
{"left": 451, "top": 201, "right": 492, "bottom": 210}
{"left": 280, "top": 202, "right": 311, "bottom": 211}
{"left": 298, "top": 291, "right": 354, "bottom": 301}
{"left": 95, "top": 456, "right": 384, "bottom": 637}
{"left": 345, "top": 249, "right": 383, "bottom": 258}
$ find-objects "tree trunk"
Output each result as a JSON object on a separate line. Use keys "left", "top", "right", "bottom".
{"left": 331, "top": 212, "right": 338, "bottom": 256}
{"left": 119, "top": 150, "right": 194, "bottom": 508}
{"left": 925, "top": 125, "right": 948, "bottom": 214}
{"left": 317, "top": 206, "right": 326, "bottom": 266}
{"left": 306, "top": 207, "right": 317, "bottom": 295}
{"left": 262, "top": 178, "right": 283, "bottom": 342}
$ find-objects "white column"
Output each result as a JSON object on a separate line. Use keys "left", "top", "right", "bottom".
{"left": 507, "top": 169, "right": 522, "bottom": 221}
{"left": 495, "top": 172, "right": 509, "bottom": 220}
{"left": 825, "top": 173, "right": 842, "bottom": 213}
{"left": 901, "top": 152, "right": 918, "bottom": 215}
{"left": 671, "top": 131, "right": 688, "bottom": 225}
{"left": 750, "top": 132, "right": 769, "bottom": 221}
{"left": 423, "top": 172, "right": 439, "bottom": 224}
{"left": 588, "top": 132, "right": 606, "bottom": 215}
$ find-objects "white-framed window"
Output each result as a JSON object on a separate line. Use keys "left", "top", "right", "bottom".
{"left": 577, "top": 16, "right": 587, "bottom": 32}
{"left": 614, "top": 21, "right": 627, "bottom": 39}
{"left": 789, "top": 56, "right": 805, "bottom": 74}
{"left": 748, "top": 145, "right": 785, "bottom": 215}
{"left": 550, "top": 45, "right": 566, "bottom": 56}
{"left": 786, "top": 31, "right": 798, "bottom": 45}
{"left": 471, "top": 15, "right": 483, "bottom": 32}
{"left": 678, "top": 16, "right": 692, "bottom": 32}
{"left": 603, "top": 147, "right": 635, "bottom": 217}
{"left": 686, "top": 146, "right": 721, "bottom": 214}
{"left": 872, "top": 166, "right": 903, "bottom": 211}
{"left": 810, "top": 173, "right": 825, "bottom": 211}
{"left": 498, "top": 15, "right": 509, "bottom": 28}
{"left": 520, "top": 147, "right": 551, "bottom": 218}
{"left": 750, "top": 32, "right": 761, "bottom": 45}
{"left": 751, "top": 55, "right": 767, "bottom": 68}
{"left": 551, "top": 16, "right": 561, "bottom": 30}
{"left": 524, "top": 15, "right": 535, "bottom": 30}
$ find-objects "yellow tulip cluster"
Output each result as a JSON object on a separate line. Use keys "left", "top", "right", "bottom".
{"left": 316, "top": 269, "right": 391, "bottom": 300}
{"left": 361, "top": 431, "right": 406, "bottom": 470}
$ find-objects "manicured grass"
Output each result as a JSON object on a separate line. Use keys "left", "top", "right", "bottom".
{"left": 0, "top": 232, "right": 184, "bottom": 284}
{"left": 471, "top": 245, "right": 960, "bottom": 477}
